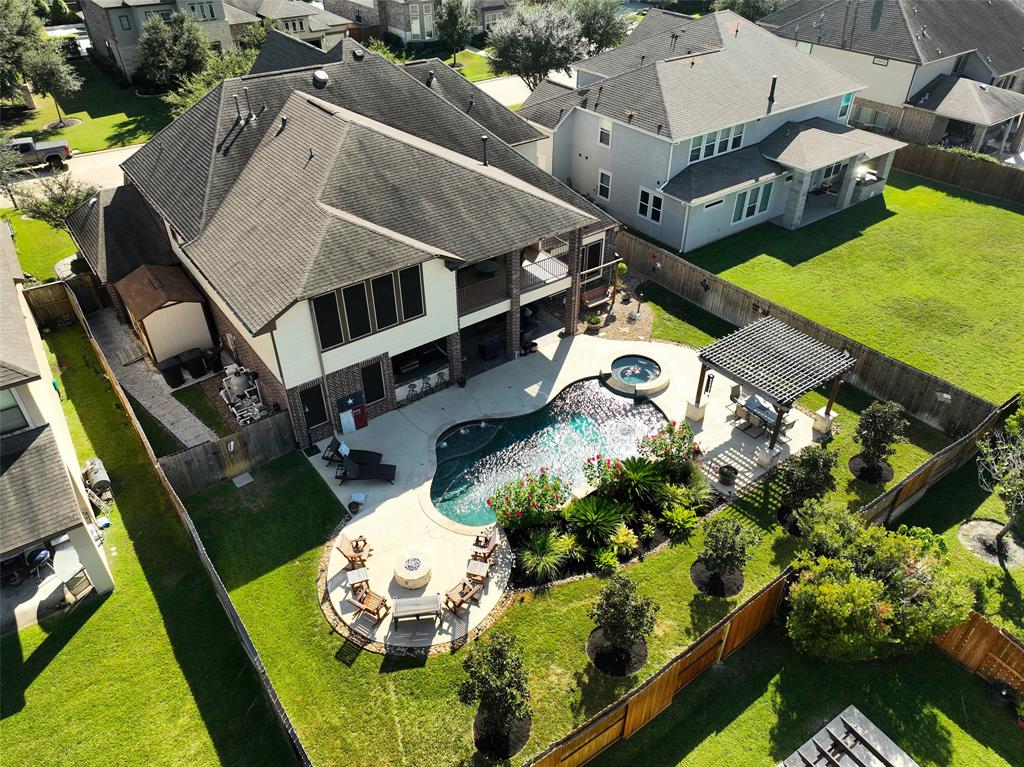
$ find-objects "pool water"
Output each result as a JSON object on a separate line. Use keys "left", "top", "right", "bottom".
{"left": 611, "top": 355, "right": 662, "bottom": 385}
{"left": 431, "top": 379, "right": 666, "bottom": 526}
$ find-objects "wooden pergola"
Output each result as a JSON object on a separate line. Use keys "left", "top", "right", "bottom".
{"left": 695, "top": 317, "right": 856, "bottom": 449}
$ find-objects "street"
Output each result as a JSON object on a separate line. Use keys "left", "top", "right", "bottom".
{"left": 2, "top": 144, "right": 140, "bottom": 208}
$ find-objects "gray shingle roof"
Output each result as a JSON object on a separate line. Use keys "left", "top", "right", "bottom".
{"left": 1, "top": 219, "right": 20, "bottom": 281}
{"left": 759, "top": 117, "right": 905, "bottom": 171}
{"left": 65, "top": 185, "right": 177, "bottom": 285}
{"left": 0, "top": 229, "right": 41, "bottom": 390}
{"left": 185, "top": 93, "right": 594, "bottom": 333}
{"left": 663, "top": 147, "right": 784, "bottom": 204}
{"left": 222, "top": 3, "right": 260, "bottom": 24}
{"left": 908, "top": 74, "right": 1024, "bottom": 126}
{"left": 227, "top": 0, "right": 349, "bottom": 25}
{"left": 520, "top": 11, "right": 863, "bottom": 140}
{"left": 1, "top": 425, "right": 83, "bottom": 557}
{"left": 404, "top": 59, "right": 545, "bottom": 147}
{"left": 249, "top": 29, "right": 335, "bottom": 74}
{"left": 760, "top": 0, "right": 1024, "bottom": 75}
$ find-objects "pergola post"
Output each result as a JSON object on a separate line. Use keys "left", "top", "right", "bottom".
{"left": 768, "top": 408, "right": 786, "bottom": 450}
{"left": 694, "top": 363, "right": 707, "bottom": 407}
{"left": 824, "top": 376, "right": 841, "bottom": 416}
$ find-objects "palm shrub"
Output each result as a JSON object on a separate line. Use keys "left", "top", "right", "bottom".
{"left": 585, "top": 454, "right": 664, "bottom": 511}
{"left": 854, "top": 401, "right": 908, "bottom": 469}
{"left": 488, "top": 469, "right": 566, "bottom": 532}
{"left": 609, "top": 522, "right": 639, "bottom": 560}
{"left": 459, "top": 629, "right": 532, "bottom": 744}
{"left": 519, "top": 529, "right": 571, "bottom": 582}
{"left": 779, "top": 445, "right": 838, "bottom": 512}
{"left": 564, "top": 495, "right": 622, "bottom": 548}
{"left": 592, "top": 546, "right": 619, "bottom": 575}
{"left": 588, "top": 573, "right": 659, "bottom": 659}
{"left": 696, "top": 516, "right": 762, "bottom": 578}
{"left": 638, "top": 420, "right": 699, "bottom": 483}
{"left": 661, "top": 504, "right": 698, "bottom": 539}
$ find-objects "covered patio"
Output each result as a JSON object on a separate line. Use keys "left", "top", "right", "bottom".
{"left": 688, "top": 317, "right": 856, "bottom": 468}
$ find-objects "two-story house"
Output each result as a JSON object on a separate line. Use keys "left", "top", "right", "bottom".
{"left": 1, "top": 223, "right": 115, "bottom": 621}
{"left": 519, "top": 9, "right": 905, "bottom": 253}
{"left": 80, "top": 0, "right": 351, "bottom": 81}
{"left": 325, "top": 0, "right": 519, "bottom": 44}
{"left": 76, "top": 47, "right": 614, "bottom": 449}
{"left": 758, "top": 0, "right": 1024, "bottom": 155}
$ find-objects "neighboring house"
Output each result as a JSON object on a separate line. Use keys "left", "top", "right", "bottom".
{"left": 0, "top": 222, "right": 115, "bottom": 609}
{"left": 519, "top": 9, "right": 905, "bottom": 253}
{"left": 82, "top": 48, "right": 614, "bottom": 448}
{"left": 324, "top": 0, "right": 518, "bottom": 44}
{"left": 79, "top": 0, "right": 350, "bottom": 81}
{"left": 249, "top": 32, "right": 551, "bottom": 168}
{"left": 758, "top": 0, "right": 1024, "bottom": 154}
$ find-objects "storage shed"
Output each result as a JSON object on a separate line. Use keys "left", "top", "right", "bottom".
{"left": 114, "top": 265, "right": 213, "bottom": 364}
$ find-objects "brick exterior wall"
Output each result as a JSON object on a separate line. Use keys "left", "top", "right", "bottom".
{"left": 324, "top": 0, "right": 380, "bottom": 26}
{"left": 205, "top": 298, "right": 288, "bottom": 414}
{"left": 445, "top": 331, "right": 462, "bottom": 383}
{"left": 897, "top": 107, "right": 947, "bottom": 144}
{"left": 562, "top": 228, "right": 583, "bottom": 334}
{"left": 504, "top": 250, "right": 521, "bottom": 357}
{"left": 850, "top": 96, "right": 904, "bottom": 135}
{"left": 106, "top": 284, "right": 128, "bottom": 323}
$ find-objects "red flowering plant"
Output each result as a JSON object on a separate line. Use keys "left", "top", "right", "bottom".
{"left": 638, "top": 420, "right": 699, "bottom": 483}
{"left": 488, "top": 469, "right": 567, "bottom": 533}
{"left": 583, "top": 453, "right": 625, "bottom": 496}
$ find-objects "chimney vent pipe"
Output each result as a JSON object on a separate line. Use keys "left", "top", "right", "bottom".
{"left": 481, "top": 135, "right": 489, "bottom": 166}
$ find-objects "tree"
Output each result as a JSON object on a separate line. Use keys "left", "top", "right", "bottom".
{"left": 569, "top": 0, "right": 626, "bottom": 55}
{"left": 778, "top": 445, "right": 837, "bottom": 512}
{"left": 23, "top": 39, "right": 81, "bottom": 125}
{"left": 588, "top": 573, "right": 659, "bottom": 659}
{"left": 165, "top": 49, "right": 256, "bottom": 117}
{"left": 136, "top": 12, "right": 209, "bottom": 92}
{"left": 239, "top": 16, "right": 276, "bottom": 52}
{"left": 20, "top": 173, "right": 97, "bottom": 230}
{"left": 854, "top": 401, "right": 908, "bottom": 469}
{"left": 977, "top": 423, "right": 1024, "bottom": 552}
{"left": 436, "top": 0, "right": 473, "bottom": 65}
{"left": 458, "top": 629, "right": 532, "bottom": 745}
{"left": 787, "top": 503, "right": 972, "bottom": 661}
{"left": 366, "top": 37, "right": 408, "bottom": 64}
{"left": 1, "top": 0, "right": 47, "bottom": 102}
{"left": 1, "top": 136, "right": 23, "bottom": 208}
{"left": 31, "top": 0, "right": 47, "bottom": 19}
{"left": 488, "top": 3, "right": 586, "bottom": 91}
{"left": 696, "top": 515, "right": 761, "bottom": 577}
{"left": 49, "top": 0, "right": 71, "bottom": 25}
{"left": 711, "top": 0, "right": 785, "bottom": 22}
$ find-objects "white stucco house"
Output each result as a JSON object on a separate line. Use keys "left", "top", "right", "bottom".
{"left": 758, "top": 0, "right": 1024, "bottom": 155}
{"left": 519, "top": 9, "right": 906, "bottom": 254}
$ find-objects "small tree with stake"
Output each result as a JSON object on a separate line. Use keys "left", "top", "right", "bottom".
{"left": 459, "top": 629, "right": 532, "bottom": 758}
{"left": 23, "top": 39, "right": 82, "bottom": 127}
{"left": 436, "top": 0, "right": 473, "bottom": 66}
{"left": 778, "top": 445, "right": 837, "bottom": 513}
{"left": 695, "top": 516, "right": 761, "bottom": 595}
{"left": 854, "top": 401, "right": 908, "bottom": 477}
{"left": 977, "top": 410, "right": 1024, "bottom": 555}
{"left": 588, "top": 573, "right": 658, "bottom": 671}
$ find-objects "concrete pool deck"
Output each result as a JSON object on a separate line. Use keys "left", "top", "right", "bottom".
{"left": 312, "top": 331, "right": 816, "bottom": 650}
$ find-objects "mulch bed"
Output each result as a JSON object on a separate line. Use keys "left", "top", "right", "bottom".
{"left": 586, "top": 627, "right": 647, "bottom": 677}
{"left": 848, "top": 455, "right": 894, "bottom": 485}
{"left": 690, "top": 561, "right": 744, "bottom": 598}
{"left": 958, "top": 519, "right": 1024, "bottom": 569}
{"left": 43, "top": 117, "right": 82, "bottom": 130}
{"left": 473, "top": 711, "right": 532, "bottom": 761}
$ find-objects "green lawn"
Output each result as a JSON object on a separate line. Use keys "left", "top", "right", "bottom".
{"left": 125, "top": 391, "right": 185, "bottom": 458}
{"left": 1, "top": 60, "right": 171, "bottom": 153}
{"left": 0, "top": 327, "right": 294, "bottom": 766}
{"left": 186, "top": 451, "right": 800, "bottom": 767}
{"left": 1, "top": 208, "right": 77, "bottom": 282}
{"left": 592, "top": 627, "right": 1024, "bottom": 767}
{"left": 897, "top": 461, "right": 1024, "bottom": 638}
{"left": 454, "top": 49, "right": 494, "bottom": 82}
{"left": 172, "top": 384, "right": 232, "bottom": 438}
{"left": 640, "top": 281, "right": 738, "bottom": 348}
{"left": 681, "top": 172, "right": 1024, "bottom": 403}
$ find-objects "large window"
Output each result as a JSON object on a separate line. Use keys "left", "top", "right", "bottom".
{"left": 118, "top": 14, "right": 130, "bottom": 29}
{"left": 689, "top": 122, "right": 745, "bottom": 164}
{"left": 732, "top": 181, "right": 774, "bottom": 224}
{"left": 342, "top": 284, "right": 372, "bottom": 340}
{"left": 189, "top": 3, "right": 216, "bottom": 19}
{"left": 361, "top": 361, "right": 386, "bottom": 405}
{"left": 411, "top": 2, "right": 434, "bottom": 39}
{"left": 953, "top": 53, "right": 968, "bottom": 74}
{"left": 796, "top": 41, "right": 813, "bottom": 54}
{"left": 839, "top": 92, "right": 853, "bottom": 120}
{"left": 598, "top": 169, "right": 611, "bottom": 199}
{"left": 638, "top": 188, "right": 663, "bottom": 224}
{"left": 483, "top": 10, "right": 502, "bottom": 30}
{"left": 313, "top": 266, "right": 425, "bottom": 351}
{"left": 0, "top": 389, "right": 28, "bottom": 435}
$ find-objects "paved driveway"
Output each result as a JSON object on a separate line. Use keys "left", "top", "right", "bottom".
{"left": 2, "top": 144, "right": 141, "bottom": 207}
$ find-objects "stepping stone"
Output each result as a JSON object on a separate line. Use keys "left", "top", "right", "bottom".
{"left": 232, "top": 472, "right": 253, "bottom": 488}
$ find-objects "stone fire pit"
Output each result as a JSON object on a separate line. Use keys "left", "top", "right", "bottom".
{"left": 394, "top": 550, "right": 431, "bottom": 589}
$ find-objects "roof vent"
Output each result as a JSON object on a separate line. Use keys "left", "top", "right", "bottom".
{"left": 278, "top": 115, "right": 287, "bottom": 134}
{"left": 148, "top": 272, "right": 163, "bottom": 290}
{"left": 426, "top": 69, "right": 434, "bottom": 86}
{"left": 352, "top": 48, "right": 364, "bottom": 61}
{"left": 481, "top": 135, "right": 489, "bottom": 166}
{"left": 243, "top": 87, "right": 255, "bottom": 122}
{"left": 313, "top": 70, "right": 329, "bottom": 89}
{"left": 233, "top": 94, "right": 242, "bottom": 124}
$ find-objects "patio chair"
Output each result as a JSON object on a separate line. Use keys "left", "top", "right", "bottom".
{"left": 338, "top": 456, "right": 396, "bottom": 485}
{"left": 322, "top": 437, "right": 384, "bottom": 466}
{"left": 336, "top": 534, "right": 373, "bottom": 568}
{"left": 745, "top": 413, "right": 767, "bottom": 438}
{"left": 346, "top": 588, "right": 390, "bottom": 623}
{"left": 470, "top": 530, "right": 499, "bottom": 562}
{"left": 444, "top": 579, "right": 482, "bottom": 614}
{"left": 729, "top": 384, "right": 742, "bottom": 403}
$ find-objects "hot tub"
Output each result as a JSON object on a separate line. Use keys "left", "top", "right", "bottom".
{"left": 604, "top": 354, "right": 670, "bottom": 398}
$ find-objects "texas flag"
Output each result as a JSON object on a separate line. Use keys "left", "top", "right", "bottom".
{"left": 337, "top": 392, "right": 368, "bottom": 433}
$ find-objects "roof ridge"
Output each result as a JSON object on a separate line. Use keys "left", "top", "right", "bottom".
{"left": 198, "top": 81, "right": 227, "bottom": 231}
{"left": 893, "top": 0, "right": 926, "bottom": 64}
{"left": 315, "top": 201, "right": 458, "bottom": 264}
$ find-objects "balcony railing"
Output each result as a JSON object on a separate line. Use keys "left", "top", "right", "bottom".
{"left": 457, "top": 275, "right": 508, "bottom": 315}
{"left": 521, "top": 252, "right": 570, "bottom": 293}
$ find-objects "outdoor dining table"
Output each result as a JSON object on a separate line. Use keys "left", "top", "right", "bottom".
{"left": 742, "top": 394, "right": 779, "bottom": 426}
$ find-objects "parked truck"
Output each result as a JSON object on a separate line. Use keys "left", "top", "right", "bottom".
{"left": 5, "top": 136, "right": 73, "bottom": 170}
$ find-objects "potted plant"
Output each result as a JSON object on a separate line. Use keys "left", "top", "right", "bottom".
{"left": 584, "top": 313, "right": 602, "bottom": 333}
{"left": 457, "top": 374, "right": 467, "bottom": 388}
{"left": 718, "top": 464, "right": 738, "bottom": 485}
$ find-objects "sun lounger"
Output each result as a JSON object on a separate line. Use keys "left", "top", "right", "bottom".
{"left": 444, "top": 580, "right": 482, "bottom": 614}
{"left": 338, "top": 456, "right": 396, "bottom": 485}
{"left": 322, "top": 436, "right": 384, "bottom": 466}
{"left": 393, "top": 594, "right": 442, "bottom": 623}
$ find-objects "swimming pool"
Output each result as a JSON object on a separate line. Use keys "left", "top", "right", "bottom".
{"left": 430, "top": 379, "right": 666, "bottom": 526}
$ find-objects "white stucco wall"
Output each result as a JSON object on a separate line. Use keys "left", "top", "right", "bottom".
{"left": 513, "top": 138, "right": 550, "bottom": 172}
{"left": 139, "top": 302, "right": 213, "bottom": 363}
{"left": 909, "top": 56, "right": 961, "bottom": 97}
{"left": 790, "top": 42, "right": 915, "bottom": 107}
{"left": 681, "top": 174, "right": 788, "bottom": 252}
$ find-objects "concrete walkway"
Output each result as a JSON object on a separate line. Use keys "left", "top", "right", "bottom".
{"left": 88, "top": 308, "right": 217, "bottom": 447}
{"left": 316, "top": 330, "right": 816, "bottom": 650}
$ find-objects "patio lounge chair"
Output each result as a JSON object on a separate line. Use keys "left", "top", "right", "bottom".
{"left": 444, "top": 579, "right": 482, "bottom": 614}
{"left": 338, "top": 456, "right": 396, "bottom": 485}
{"left": 346, "top": 588, "right": 390, "bottom": 623}
{"left": 336, "top": 534, "right": 373, "bottom": 568}
{"left": 470, "top": 530, "right": 498, "bottom": 562}
{"left": 322, "top": 437, "right": 384, "bottom": 466}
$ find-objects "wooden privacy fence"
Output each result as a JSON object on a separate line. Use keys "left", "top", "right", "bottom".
{"left": 935, "top": 612, "right": 1024, "bottom": 692}
{"left": 159, "top": 411, "right": 295, "bottom": 496}
{"left": 616, "top": 230, "right": 996, "bottom": 435}
{"left": 892, "top": 143, "right": 1024, "bottom": 204}
{"left": 861, "top": 393, "right": 1019, "bottom": 526}
{"left": 528, "top": 571, "right": 790, "bottom": 767}
{"left": 22, "top": 280, "right": 77, "bottom": 328}
{"left": 26, "top": 282, "right": 313, "bottom": 766}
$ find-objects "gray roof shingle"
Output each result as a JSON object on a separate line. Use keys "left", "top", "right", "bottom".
{"left": 249, "top": 29, "right": 339, "bottom": 74}
{"left": 758, "top": 117, "right": 905, "bottom": 171}
{"left": 760, "top": 0, "right": 1024, "bottom": 75}
{"left": 663, "top": 147, "right": 784, "bottom": 204}
{"left": 1, "top": 425, "right": 83, "bottom": 557}
{"left": 908, "top": 74, "right": 1024, "bottom": 126}
{"left": 0, "top": 228, "right": 41, "bottom": 390}
{"left": 520, "top": 10, "right": 863, "bottom": 140}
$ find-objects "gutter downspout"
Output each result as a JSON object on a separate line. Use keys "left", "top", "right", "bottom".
{"left": 679, "top": 202, "right": 690, "bottom": 253}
